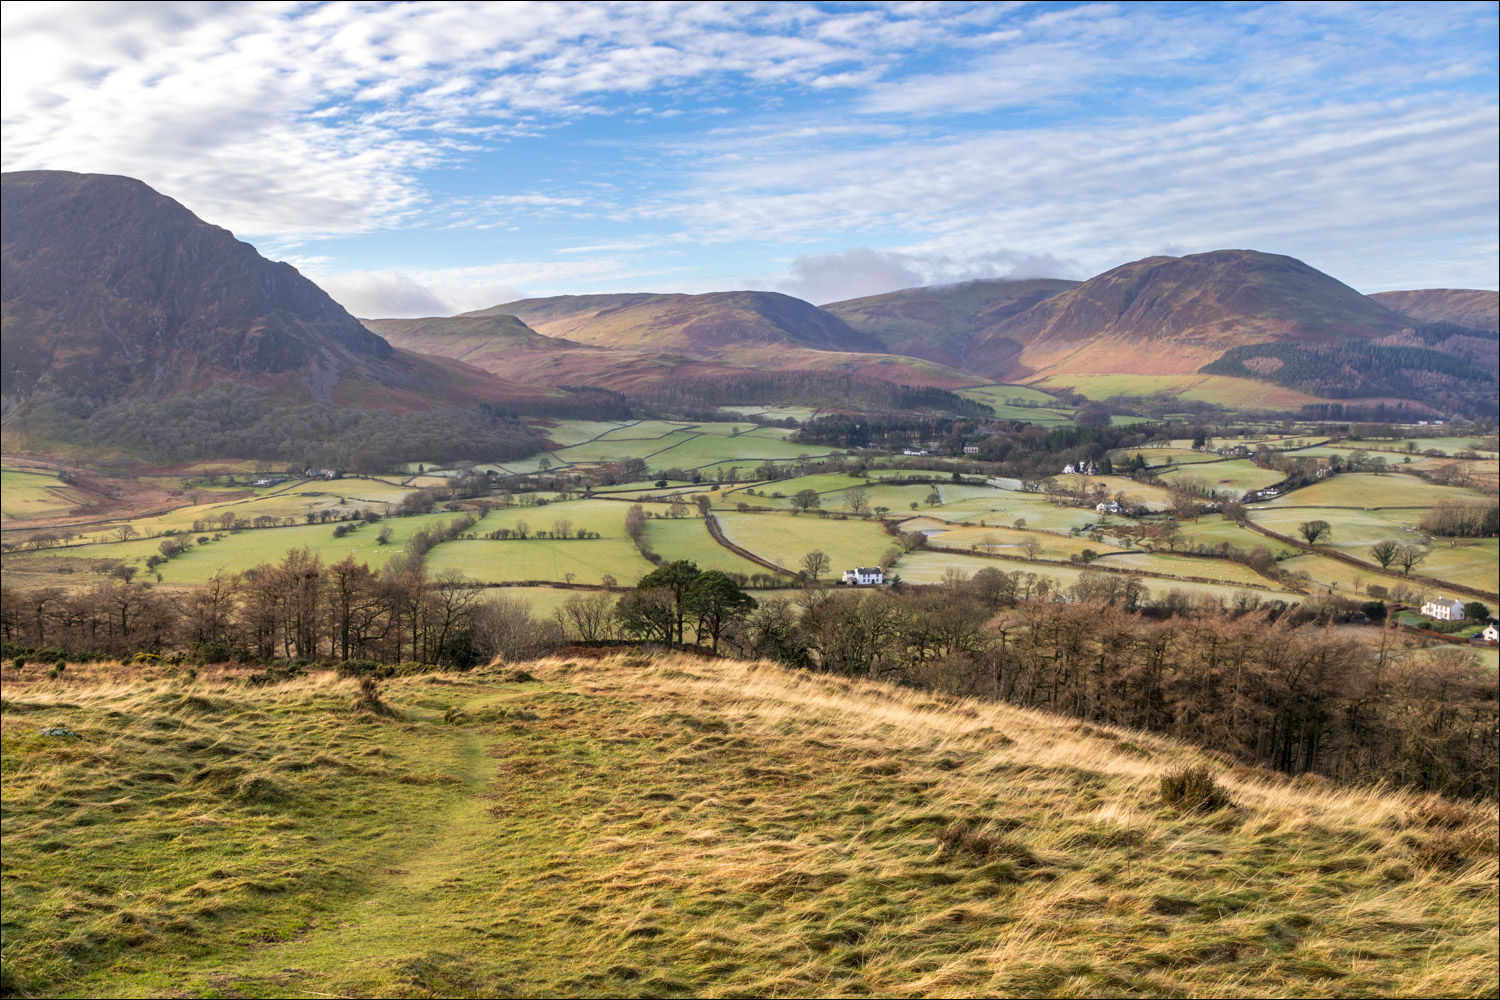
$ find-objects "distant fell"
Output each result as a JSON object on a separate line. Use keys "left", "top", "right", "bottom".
{"left": 1369, "top": 289, "right": 1499, "bottom": 332}
{"left": 479, "top": 290, "right": 887, "bottom": 357}
{"left": 0, "top": 170, "right": 548, "bottom": 411}
{"left": 975, "top": 249, "right": 1413, "bottom": 380}
{"left": 821, "top": 277, "right": 1079, "bottom": 369}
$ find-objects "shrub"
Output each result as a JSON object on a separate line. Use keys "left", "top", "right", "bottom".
{"left": 1159, "top": 766, "right": 1233, "bottom": 812}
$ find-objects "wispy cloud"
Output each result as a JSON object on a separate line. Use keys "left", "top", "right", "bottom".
{"left": 3, "top": 1, "right": 1494, "bottom": 293}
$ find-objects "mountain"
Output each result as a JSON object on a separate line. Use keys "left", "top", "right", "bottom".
{"left": 1368, "top": 289, "right": 1499, "bottom": 332}
{"left": 364, "top": 313, "right": 745, "bottom": 393}
{"left": 821, "top": 278, "right": 1079, "bottom": 369}
{"left": 0, "top": 170, "right": 554, "bottom": 412}
{"left": 477, "top": 291, "right": 887, "bottom": 358}
{"left": 966, "top": 250, "right": 1414, "bottom": 381}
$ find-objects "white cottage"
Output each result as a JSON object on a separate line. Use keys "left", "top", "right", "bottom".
{"left": 842, "top": 567, "right": 884, "bottom": 586}
{"left": 1420, "top": 597, "right": 1466, "bottom": 621}
{"left": 1481, "top": 624, "right": 1499, "bottom": 643}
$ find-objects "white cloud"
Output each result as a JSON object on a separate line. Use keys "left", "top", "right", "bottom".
{"left": 776, "top": 246, "right": 1080, "bottom": 304}
{"left": 318, "top": 270, "right": 466, "bottom": 319}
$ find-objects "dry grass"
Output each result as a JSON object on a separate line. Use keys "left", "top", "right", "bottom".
{"left": 2, "top": 654, "right": 1496, "bottom": 998}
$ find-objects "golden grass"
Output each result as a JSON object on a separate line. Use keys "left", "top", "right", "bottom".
{"left": 2, "top": 655, "right": 1496, "bottom": 998}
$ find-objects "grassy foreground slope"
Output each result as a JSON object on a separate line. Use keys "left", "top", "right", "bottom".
{"left": 3, "top": 657, "right": 1497, "bottom": 999}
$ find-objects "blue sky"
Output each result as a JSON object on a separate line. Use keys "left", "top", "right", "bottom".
{"left": 3, "top": 1, "right": 1496, "bottom": 316}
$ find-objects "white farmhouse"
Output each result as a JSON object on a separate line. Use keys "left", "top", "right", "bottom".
{"left": 1096, "top": 500, "right": 1123, "bottom": 514}
{"left": 842, "top": 567, "right": 884, "bottom": 586}
{"left": 1419, "top": 597, "right": 1466, "bottom": 621}
{"left": 1481, "top": 623, "right": 1500, "bottom": 643}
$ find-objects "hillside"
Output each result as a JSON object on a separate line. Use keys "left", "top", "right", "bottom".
{"left": 482, "top": 290, "right": 886, "bottom": 357}
{"left": 822, "top": 277, "right": 1079, "bottom": 369}
{"left": 973, "top": 250, "right": 1413, "bottom": 382}
{"left": 0, "top": 170, "right": 554, "bottom": 413}
{"left": 2, "top": 654, "right": 1495, "bottom": 998}
{"left": 1369, "top": 288, "right": 1500, "bottom": 332}
{"left": 366, "top": 313, "right": 769, "bottom": 393}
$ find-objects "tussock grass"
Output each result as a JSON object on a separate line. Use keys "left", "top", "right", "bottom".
{"left": 2, "top": 655, "right": 1496, "bottom": 998}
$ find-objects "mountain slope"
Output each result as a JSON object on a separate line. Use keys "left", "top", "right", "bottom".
{"left": 0, "top": 170, "right": 553, "bottom": 411}
{"left": 364, "top": 313, "right": 749, "bottom": 392}
{"left": 478, "top": 291, "right": 887, "bottom": 357}
{"left": 821, "top": 278, "right": 1079, "bottom": 369}
{"left": 1369, "top": 289, "right": 1499, "bottom": 332}
{"left": 973, "top": 250, "right": 1413, "bottom": 381}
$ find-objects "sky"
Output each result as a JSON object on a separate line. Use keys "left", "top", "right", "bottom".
{"left": 3, "top": 1, "right": 1497, "bottom": 317}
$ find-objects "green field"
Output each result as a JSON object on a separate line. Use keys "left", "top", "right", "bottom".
{"left": 1092, "top": 551, "right": 1281, "bottom": 588}
{"left": 959, "top": 383, "right": 1059, "bottom": 405}
{"left": 1276, "top": 552, "right": 1415, "bottom": 599}
{"left": 716, "top": 511, "right": 893, "bottom": 574}
{"left": 1160, "top": 460, "right": 1285, "bottom": 494}
{"left": 895, "top": 549, "right": 1289, "bottom": 604}
{"left": 644, "top": 518, "right": 768, "bottom": 578}
{"left": 0, "top": 467, "right": 84, "bottom": 521}
{"left": 899, "top": 518, "right": 1125, "bottom": 559}
{"left": 1261, "top": 474, "right": 1488, "bottom": 509}
{"left": 1035, "top": 373, "right": 1326, "bottom": 409}
{"left": 427, "top": 537, "right": 654, "bottom": 586}
{"left": 4, "top": 512, "right": 462, "bottom": 587}
{"left": 1411, "top": 540, "right": 1500, "bottom": 595}
{"left": 1052, "top": 474, "right": 1176, "bottom": 509}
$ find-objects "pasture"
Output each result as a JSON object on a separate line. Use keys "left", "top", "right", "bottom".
{"left": 644, "top": 518, "right": 768, "bottom": 578}
{"left": 5, "top": 512, "right": 462, "bottom": 587}
{"left": 1159, "top": 460, "right": 1285, "bottom": 494}
{"left": 0, "top": 467, "right": 83, "bottom": 521}
{"left": 426, "top": 537, "right": 654, "bottom": 586}
{"left": 1261, "top": 473, "right": 1487, "bottom": 509}
{"left": 715, "top": 511, "right": 893, "bottom": 574}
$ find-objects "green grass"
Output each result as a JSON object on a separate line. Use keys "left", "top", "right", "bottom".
{"left": 1408, "top": 540, "right": 1500, "bottom": 595}
{"left": 643, "top": 518, "right": 768, "bottom": 577}
{"left": 1036, "top": 374, "right": 1327, "bottom": 409}
{"left": 959, "top": 383, "right": 1059, "bottom": 405}
{"left": 716, "top": 511, "right": 893, "bottom": 573}
{"left": 6, "top": 656, "right": 1494, "bottom": 998}
{"left": 0, "top": 467, "right": 84, "bottom": 521}
{"left": 1160, "top": 460, "right": 1285, "bottom": 494}
{"left": 1052, "top": 474, "right": 1176, "bottom": 509}
{"left": 895, "top": 550, "right": 1286, "bottom": 603}
{"left": 5, "top": 513, "right": 458, "bottom": 586}
{"left": 1262, "top": 474, "right": 1488, "bottom": 509}
{"left": 426, "top": 537, "right": 654, "bottom": 586}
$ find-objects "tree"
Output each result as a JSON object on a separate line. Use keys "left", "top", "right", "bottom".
{"left": 790, "top": 489, "right": 821, "bottom": 514}
{"left": 556, "top": 591, "right": 616, "bottom": 642}
{"left": 801, "top": 550, "right": 830, "bottom": 583}
{"left": 842, "top": 485, "right": 871, "bottom": 517}
{"left": 925, "top": 489, "right": 942, "bottom": 507}
{"left": 613, "top": 588, "right": 676, "bottom": 645}
{"left": 668, "top": 499, "right": 690, "bottom": 519}
{"left": 1021, "top": 537, "right": 1044, "bottom": 561}
{"left": 115, "top": 524, "right": 138, "bottom": 543}
{"left": 685, "top": 571, "right": 756, "bottom": 653}
{"left": 1393, "top": 544, "right": 1427, "bottom": 576}
{"left": 1463, "top": 601, "right": 1490, "bottom": 622}
{"left": 636, "top": 560, "right": 702, "bottom": 646}
{"left": 1369, "top": 539, "right": 1399, "bottom": 570}
{"left": 1299, "top": 520, "right": 1332, "bottom": 545}
{"left": 551, "top": 518, "right": 573, "bottom": 540}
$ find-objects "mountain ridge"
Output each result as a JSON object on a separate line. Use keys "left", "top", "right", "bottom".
{"left": 0, "top": 170, "right": 557, "bottom": 412}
